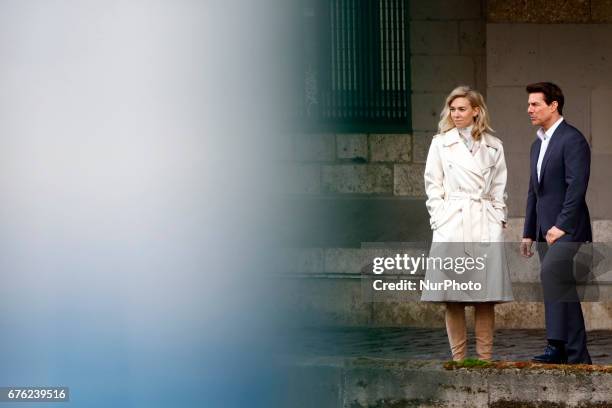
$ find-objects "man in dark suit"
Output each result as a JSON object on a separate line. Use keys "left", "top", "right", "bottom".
{"left": 520, "top": 82, "right": 592, "bottom": 364}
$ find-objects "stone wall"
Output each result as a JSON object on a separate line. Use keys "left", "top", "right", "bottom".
{"left": 288, "top": 0, "right": 487, "bottom": 201}
{"left": 487, "top": 23, "right": 612, "bottom": 219}
{"left": 411, "top": 0, "right": 487, "bottom": 161}
{"left": 287, "top": 132, "right": 421, "bottom": 196}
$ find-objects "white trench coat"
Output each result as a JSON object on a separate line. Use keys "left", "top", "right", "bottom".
{"left": 420, "top": 128, "right": 513, "bottom": 302}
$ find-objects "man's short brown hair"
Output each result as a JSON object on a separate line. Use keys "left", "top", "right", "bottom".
{"left": 526, "top": 82, "right": 564, "bottom": 115}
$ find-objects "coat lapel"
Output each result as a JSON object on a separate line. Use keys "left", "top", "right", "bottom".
{"left": 474, "top": 133, "right": 498, "bottom": 171}
{"left": 532, "top": 138, "right": 542, "bottom": 189}
{"left": 538, "top": 121, "right": 565, "bottom": 186}
{"left": 443, "top": 128, "right": 482, "bottom": 177}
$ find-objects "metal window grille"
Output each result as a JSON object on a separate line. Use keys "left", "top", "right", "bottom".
{"left": 299, "top": 0, "right": 410, "bottom": 132}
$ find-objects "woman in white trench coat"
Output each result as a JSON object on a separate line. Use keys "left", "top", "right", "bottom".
{"left": 421, "top": 86, "right": 513, "bottom": 361}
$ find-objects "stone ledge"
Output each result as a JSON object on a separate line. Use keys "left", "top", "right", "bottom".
{"left": 286, "top": 357, "right": 612, "bottom": 407}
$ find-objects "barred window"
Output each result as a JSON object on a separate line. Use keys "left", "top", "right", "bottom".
{"left": 298, "top": 0, "right": 411, "bottom": 132}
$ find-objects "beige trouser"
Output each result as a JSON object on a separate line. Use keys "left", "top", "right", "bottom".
{"left": 445, "top": 302, "right": 495, "bottom": 361}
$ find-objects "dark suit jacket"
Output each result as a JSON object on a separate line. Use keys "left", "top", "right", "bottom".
{"left": 523, "top": 120, "right": 592, "bottom": 243}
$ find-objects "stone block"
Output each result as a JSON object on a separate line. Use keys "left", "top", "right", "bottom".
{"left": 487, "top": 24, "right": 540, "bottom": 86}
{"left": 487, "top": 0, "right": 590, "bottom": 23}
{"left": 504, "top": 152, "right": 531, "bottom": 218}
{"left": 588, "top": 153, "right": 612, "bottom": 219}
{"left": 485, "top": 87, "right": 534, "bottom": 154}
{"left": 589, "top": 25, "right": 612, "bottom": 86}
{"left": 410, "top": 0, "right": 481, "bottom": 20}
{"left": 410, "top": 21, "right": 458, "bottom": 55}
{"left": 591, "top": 88, "right": 612, "bottom": 153}
{"left": 495, "top": 302, "right": 545, "bottom": 329}
{"left": 412, "top": 131, "right": 435, "bottom": 163}
{"left": 582, "top": 302, "right": 612, "bottom": 330}
{"left": 343, "top": 361, "right": 489, "bottom": 408}
{"left": 474, "top": 55, "right": 487, "bottom": 95}
{"left": 411, "top": 92, "right": 446, "bottom": 131}
{"left": 539, "top": 25, "right": 597, "bottom": 88}
{"left": 287, "top": 163, "right": 321, "bottom": 194}
{"left": 587, "top": 151, "right": 612, "bottom": 219}
{"left": 559, "top": 86, "right": 591, "bottom": 143}
{"left": 411, "top": 56, "right": 475, "bottom": 92}
{"left": 488, "top": 370, "right": 598, "bottom": 407}
{"left": 294, "top": 133, "right": 334, "bottom": 162}
{"left": 592, "top": 0, "right": 612, "bottom": 22}
{"left": 459, "top": 20, "right": 485, "bottom": 55}
{"left": 335, "top": 133, "right": 367, "bottom": 161}
{"left": 369, "top": 134, "right": 411, "bottom": 163}
{"left": 321, "top": 164, "right": 393, "bottom": 194}
{"left": 394, "top": 164, "right": 426, "bottom": 196}
{"left": 594, "top": 220, "right": 612, "bottom": 242}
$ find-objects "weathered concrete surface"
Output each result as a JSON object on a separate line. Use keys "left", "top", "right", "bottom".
{"left": 369, "top": 134, "right": 412, "bottom": 163}
{"left": 592, "top": 88, "right": 612, "bottom": 154}
{"left": 411, "top": 21, "right": 459, "bottom": 55}
{"left": 459, "top": 20, "right": 486, "bottom": 56}
{"left": 336, "top": 134, "right": 368, "bottom": 161}
{"left": 411, "top": 56, "right": 475, "bottom": 93}
{"left": 394, "top": 164, "right": 426, "bottom": 196}
{"left": 411, "top": 93, "right": 447, "bottom": 131}
{"left": 286, "top": 356, "right": 612, "bottom": 408}
{"left": 592, "top": 0, "right": 612, "bottom": 22}
{"left": 321, "top": 164, "right": 393, "bottom": 194}
{"left": 488, "top": 0, "right": 591, "bottom": 23}
{"left": 485, "top": 3, "right": 612, "bottom": 23}
{"left": 412, "top": 131, "right": 433, "bottom": 164}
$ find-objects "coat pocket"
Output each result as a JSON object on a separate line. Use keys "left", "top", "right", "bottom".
{"left": 432, "top": 201, "right": 460, "bottom": 230}
{"left": 486, "top": 202, "right": 505, "bottom": 224}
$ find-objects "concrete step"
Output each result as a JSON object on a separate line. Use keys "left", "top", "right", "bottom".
{"left": 278, "top": 241, "right": 612, "bottom": 329}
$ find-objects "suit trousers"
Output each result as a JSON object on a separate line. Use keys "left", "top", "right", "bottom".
{"left": 537, "top": 240, "right": 591, "bottom": 364}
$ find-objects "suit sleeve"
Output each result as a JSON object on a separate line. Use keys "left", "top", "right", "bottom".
{"left": 423, "top": 138, "right": 445, "bottom": 229}
{"left": 489, "top": 144, "right": 508, "bottom": 223}
{"left": 523, "top": 144, "right": 538, "bottom": 239}
{"left": 555, "top": 132, "right": 591, "bottom": 235}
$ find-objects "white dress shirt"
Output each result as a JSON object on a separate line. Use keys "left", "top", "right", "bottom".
{"left": 536, "top": 117, "right": 564, "bottom": 181}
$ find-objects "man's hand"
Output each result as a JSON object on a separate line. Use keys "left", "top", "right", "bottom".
{"left": 546, "top": 226, "right": 566, "bottom": 245}
{"left": 520, "top": 238, "right": 534, "bottom": 258}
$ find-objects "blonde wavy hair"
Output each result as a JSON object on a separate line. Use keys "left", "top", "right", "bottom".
{"left": 438, "top": 86, "right": 494, "bottom": 140}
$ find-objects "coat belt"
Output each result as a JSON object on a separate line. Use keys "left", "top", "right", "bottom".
{"left": 445, "top": 192, "right": 493, "bottom": 256}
